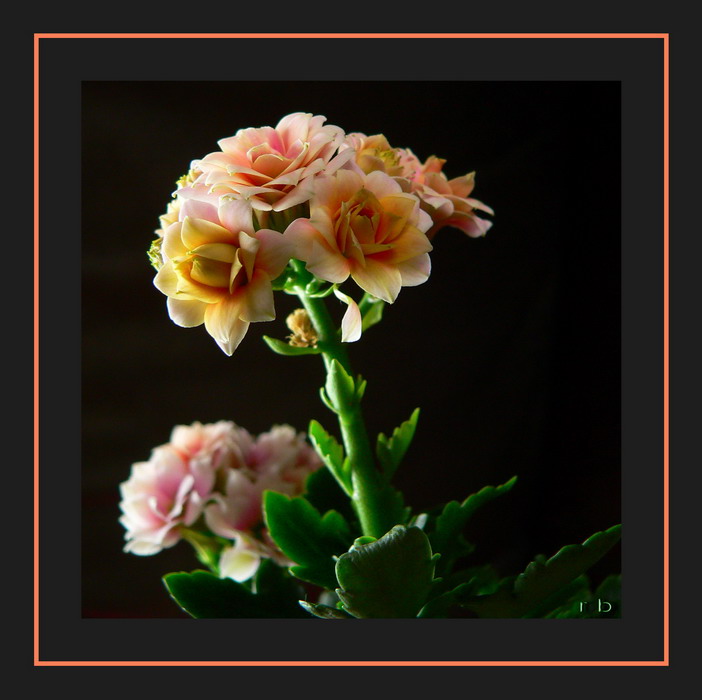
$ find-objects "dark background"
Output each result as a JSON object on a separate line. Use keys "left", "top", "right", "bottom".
{"left": 81, "top": 80, "right": 621, "bottom": 618}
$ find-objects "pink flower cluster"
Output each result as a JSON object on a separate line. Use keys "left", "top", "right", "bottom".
{"left": 119, "top": 421, "right": 322, "bottom": 580}
{"left": 150, "top": 113, "right": 492, "bottom": 354}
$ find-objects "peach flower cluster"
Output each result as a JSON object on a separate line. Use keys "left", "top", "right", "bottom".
{"left": 150, "top": 113, "right": 492, "bottom": 354}
{"left": 119, "top": 421, "right": 322, "bottom": 581}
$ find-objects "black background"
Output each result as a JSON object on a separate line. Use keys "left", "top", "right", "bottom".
{"left": 81, "top": 78, "right": 621, "bottom": 618}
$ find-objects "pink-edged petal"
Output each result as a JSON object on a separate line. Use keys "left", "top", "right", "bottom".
{"left": 322, "top": 147, "right": 356, "bottom": 175}
{"left": 166, "top": 297, "right": 207, "bottom": 327}
{"left": 333, "top": 288, "right": 362, "bottom": 343}
{"left": 218, "top": 198, "right": 255, "bottom": 235}
{"left": 179, "top": 198, "right": 219, "bottom": 224}
{"left": 270, "top": 180, "right": 315, "bottom": 212}
{"left": 450, "top": 213, "right": 494, "bottom": 238}
{"left": 275, "top": 112, "right": 312, "bottom": 151}
{"left": 447, "top": 172, "right": 476, "bottom": 198}
{"left": 464, "top": 197, "right": 495, "bottom": 216}
{"left": 204, "top": 298, "right": 250, "bottom": 356}
{"left": 396, "top": 252, "right": 431, "bottom": 287}
{"left": 364, "top": 170, "right": 402, "bottom": 198}
{"left": 238, "top": 269, "right": 275, "bottom": 323}
{"left": 252, "top": 153, "right": 288, "bottom": 179}
{"left": 254, "top": 229, "right": 294, "bottom": 279}
{"left": 416, "top": 208, "right": 434, "bottom": 233}
{"left": 283, "top": 217, "right": 319, "bottom": 261}
{"left": 305, "top": 238, "right": 351, "bottom": 285}
{"left": 350, "top": 258, "right": 402, "bottom": 303}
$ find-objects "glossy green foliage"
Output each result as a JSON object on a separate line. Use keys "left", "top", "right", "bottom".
{"left": 162, "top": 560, "right": 308, "bottom": 619}
{"left": 263, "top": 490, "right": 352, "bottom": 590}
{"left": 459, "top": 525, "right": 622, "bottom": 618}
{"left": 429, "top": 476, "right": 517, "bottom": 576}
{"left": 334, "top": 526, "right": 438, "bottom": 618}
{"left": 308, "top": 420, "right": 352, "bottom": 495}
{"left": 376, "top": 408, "right": 420, "bottom": 480}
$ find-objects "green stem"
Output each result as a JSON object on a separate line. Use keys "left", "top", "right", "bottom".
{"left": 290, "top": 261, "right": 396, "bottom": 539}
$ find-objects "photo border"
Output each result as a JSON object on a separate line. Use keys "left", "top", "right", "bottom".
{"left": 34, "top": 32, "right": 668, "bottom": 667}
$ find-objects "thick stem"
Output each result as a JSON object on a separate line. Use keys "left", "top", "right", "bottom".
{"left": 290, "top": 263, "right": 395, "bottom": 538}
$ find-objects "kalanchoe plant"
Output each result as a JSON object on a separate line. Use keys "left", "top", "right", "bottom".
{"left": 120, "top": 112, "right": 621, "bottom": 619}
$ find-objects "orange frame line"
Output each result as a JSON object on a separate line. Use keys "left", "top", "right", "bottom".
{"left": 33, "top": 32, "right": 669, "bottom": 39}
{"left": 33, "top": 32, "right": 670, "bottom": 667}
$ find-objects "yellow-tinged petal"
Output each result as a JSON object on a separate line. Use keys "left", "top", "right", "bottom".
{"left": 229, "top": 250, "right": 244, "bottom": 293}
{"left": 350, "top": 258, "right": 402, "bottom": 304}
{"left": 153, "top": 261, "right": 180, "bottom": 297}
{"left": 171, "top": 259, "right": 228, "bottom": 303}
{"left": 161, "top": 222, "right": 188, "bottom": 260}
{"left": 166, "top": 297, "right": 207, "bottom": 327}
{"left": 238, "top": 269, "right": 275, "bottom": 323}
{"left": 190, "top": 257, "right": 232, "bottom": 288}
{"left": 188, "top": 243, "right": 237, "bottom": 263}
{"left": 204, "top": 297, "right": 250, "bottom": 356}
{"left": 181, "top": 216, "right": 236, "bottom": 250}
{"left": 238, "top": 230, "right": 260, "bottom": 282}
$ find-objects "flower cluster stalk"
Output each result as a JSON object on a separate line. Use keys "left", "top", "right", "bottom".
{"left": 289, "top": 261, "right": 396, "bottom": 539}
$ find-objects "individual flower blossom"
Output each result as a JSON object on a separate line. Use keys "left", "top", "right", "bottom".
{"left": 284, "top": 169, "right": 434, "bottom": 306}
{"left": 119, "top": 421, "right": 248, "bottom": 555}
{"left": 186, "top": 112, "right": 353, "bottom": 213}
{"left": 204, "top": 425, "right": 323, "bottom": 536}
{"left": 151, "top": 196, "right": 293, "bottom": 355}
{"left": 341, "top": 132, "right": 493, "bottom": 239}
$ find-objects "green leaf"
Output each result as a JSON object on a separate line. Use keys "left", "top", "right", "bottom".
{"left": 335, "top": 525, "right": 438, "bottom": 618}
{"left": 418, "top": 564, "right": 504, "bottom": 618}
{"left": 303, "top": 465, "right": 356, "bottom": 524}
{"left": 308, "top": 420, "right": 352, "bottom": 495}
{"left": 325, "top": 358, "right": 357, "bottom": 410}
{"left": 359, "top": 295, "right": 385, "bottom": 332}
{"left": 299, "top": 601, "right": 354, "bottom": 619}
{"left": 262, "top": 335, "right": 321, "bottom": 356}
{"left": 162, "top": 568, "right": 307, "bottom": 619}
{"left": 376, "top": 408, "right": 420, "bottom": 480}
{"left": 430, "top": 476, "right": 517, "bottom": 576}
{"left": 460, "top": 524, "right": 622, "bottom": 618}
{"left": 263, "top": 490, "right": 352, "bottom": 591}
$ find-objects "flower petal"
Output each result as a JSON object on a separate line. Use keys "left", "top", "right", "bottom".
{"left": 305, "top": 238, "right": 351, "bottom": 285}
{"left": 396, "top": 253, "right": 431, "bottom": 287}
{"left": 254, "top": 229, "right": 294, "bottom": 279}
{"left": 333, "top": 288, "right": 362, "bottom": 343}
{"left": 219, "top": 538, "right": 261, "bottom": 583}
{"left": 166, "top": 297, "right": 207, "bottom": 327}
{"left": 181, "top": 216, "right": 236, "bottom": 249}
{"left": 219, "top": 198, "right": 256, "bottom": 235}
{"left": 204, "top": 297, "right": 250, "bottom": 355}
{"left": 238, "top": 269, "right": 275, "bottom": 323}
{"left": 350, "top": 258, "right": 402, "bottom": 303}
